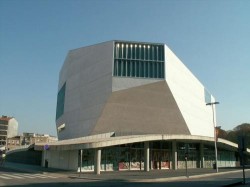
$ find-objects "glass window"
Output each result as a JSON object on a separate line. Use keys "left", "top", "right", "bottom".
{"left": 122, "top": 60, "right": 126, "bottom": 76}
{"left": 148, "top": 46, "right": 151, "bottom": 61}
{"left": 145, "top": 62, "right": 149, "bottom": 78}
{"left": 131, "top": 61, "right": 135, "bottom": 76}
{"left": 136, "top": 61, "right": 140, "bottom": 77}
{"left": 144, "top": 45, "right": 149, "bottom": 60}
{"left": 162, "top": 62, "right": 165, "bottom": 78}
{"left": 128, "top": 45, "right": 131, "bottom": 59}
{"left": 114, "top": 60, "right": 118, "bottom": 76}
{"left": 113, "top": 42, "right": 165, "bottom": 79}
{"left": 136, "top": 45, "right": 139, "bottom": 59}
{"left": 160, "top": 46, "right": 164, "bottom": 61}
{"left": 138, "top": 45, "right": 141, "bottom": 60}
{"left": 158, "top": 62, "right": 162, "bottom": 78}
{"left": 119, "top": 44, "right": 122, "bottom": 58}
{"left": 125, "top": 45, "right": 128, "bottom": 59}
{"left": 153, "top": 62, "right": 157, "bottom": 78}
{"left": 56, "top": 83, "right": 66, "bottom": 120}
{"left": 151, "top": 46, "right": 155, "bottom": 61}
{"left": 140, "top": 61, "right": 144, "bottom": 77}
{"left": 155, "top": 46, "right": 158, "bottom": 61}
{"left": 118, "top": 60, "right": 122, "bottom": 76}
{"left": 149, "top": 62, "right": 153, "bottom": 78}
{"left": 141, "top": 45, "right": 146, "bottom": 60}
{"left": 132, "top": 45, "right": 135, "bottom": 59}
{"left": 127, "top": 61, "right": 131, "bottom": 77}
{"left": 122, "top": 44, "right": 126, "bottom": 59}
{"left": 115, "top": 44, "right": 119, "bottom": 59}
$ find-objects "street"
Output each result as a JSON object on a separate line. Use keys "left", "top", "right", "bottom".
{"left": 0, "top": 167, "right": 249, "bottom": 187}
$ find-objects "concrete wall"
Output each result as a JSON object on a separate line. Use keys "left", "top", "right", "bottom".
{"left": 165, "top": 45, "right": 215, "bottom": 137}
{"left": 112, "top": 77, "right": 161, "bottom": 92}
{"left": 56, "top": 41, "right": 114, "bottom": 140}
{"left": 43, "top": 150, "right": 78, "bottom": 170}
{"left": 92, "top": 81, "right": 190, "bottom": 135}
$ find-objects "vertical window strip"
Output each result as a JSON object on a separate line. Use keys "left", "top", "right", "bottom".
{"left": 132, "top": 61, "right": 135, "bottom": 76}
{"left": 162, "top": 62, "right": 165, "bottom": 78}
{"left": 114, "top": 42, "right": 165, "bottom": 79}
{"left": 114, "top": 60, "right": 117, "bottom": 76}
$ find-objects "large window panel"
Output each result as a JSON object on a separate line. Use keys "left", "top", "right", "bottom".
{"left": 161, "top": 62, "right": 165, "bottom": 78}
{"left": 122, "top": 60, "right": 126, "bottom": 76}
{"left": 149, "top": 62, "right": 153, "bottom": 78}
{"left": 132, "top": 45, "right": 135, "bottom": 59}
{"left": 118, "top": 60, "right": 122, "bottom": 76}
{"left": 151, "top": 46, "right": 155, "bottom": 61}
{"left": 136, "top": 61, "right": 140, "bottom": 77}
{"left": 140, "top": 61, "right": 144, "bottom": 77}
{"left": 56, "top": 83, "right": 66, "bottom": 120}
{"left": 127, "top": 61, "right": 131, "bottom": 77}
{"left": 128, "top": 45, "right": 131, "bottom": 59}
{"left": 135, "top": 45, "right": 139, "bottom": 60}
{"left": 145, "top": 62, "right": 149, "bottom": 77}
{"left": 131, "top": 61, "right": 135, "bottom": 77}
{"left": 113, "top": 42, "right": 165, "bottom": 79}
{"left": 114, "top": 60, "right": 118, "bottom": 76}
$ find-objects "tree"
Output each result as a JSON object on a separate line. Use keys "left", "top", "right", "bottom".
{"left": 218, "top": 123, "right": 250, "bottom": 148}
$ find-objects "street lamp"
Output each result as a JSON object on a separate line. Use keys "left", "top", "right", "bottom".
{"left": 206, "top": 101, "right": 220, "bottom": 173}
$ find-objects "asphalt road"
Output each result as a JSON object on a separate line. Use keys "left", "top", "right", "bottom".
{"left": 0, "top": 167, "right": 249, "bottom": 187}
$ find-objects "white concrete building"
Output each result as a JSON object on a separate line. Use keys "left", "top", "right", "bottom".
{"left": 34, "top": 40, "right": 243, "bottom": 173}
{"left": 56, "top": 41, "right": 215, "bottom": 140}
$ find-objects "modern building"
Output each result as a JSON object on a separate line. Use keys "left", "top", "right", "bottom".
{"left": 33, "top": 40, "right": 249, "bottom": 173}
{"left": 56, "top": 40, "right": 215, "bottom": 140}
{"left": 0, "top": 115, "right": 18, "bottom": 150}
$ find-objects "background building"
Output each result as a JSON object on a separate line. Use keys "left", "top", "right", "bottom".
{"left": 0, "top": 115, "right": 18, "bottom": 150}
{"left": 7, "top": 133, "right": 57, "bottom": 150}
{"left": 6, "top": 133, "right": 58, "bottom": 165}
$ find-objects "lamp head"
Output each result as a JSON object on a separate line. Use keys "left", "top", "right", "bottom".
{"left": 206, "top": 102, "right": 220, "bottom": 106}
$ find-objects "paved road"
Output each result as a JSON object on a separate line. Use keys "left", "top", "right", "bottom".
{"left": 0, "top": 166, "right": 249, "bottom": 187}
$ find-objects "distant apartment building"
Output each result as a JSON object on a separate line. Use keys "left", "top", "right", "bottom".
{"left": 0, "top": 115, "right": 18, "bottom": 150}
{"left": 7, "top": 133, "right": 58, "bottom": 150}
{"left": 6, "top": 135, "right": 22, "bottom": 150}
{"left": 22, "top": 132, "right": 58, "bottom": 145}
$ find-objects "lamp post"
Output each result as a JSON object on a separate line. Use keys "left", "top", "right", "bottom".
{"left": 206, "top": 101, "right": 219, "bottom": 173}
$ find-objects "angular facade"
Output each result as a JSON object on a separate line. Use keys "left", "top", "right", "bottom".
{"left": 56, "top": 40, "right": 215, "bottom": 140}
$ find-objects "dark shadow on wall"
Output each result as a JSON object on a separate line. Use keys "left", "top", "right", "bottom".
{"left": 6, "top": 147, "right": 42, "bottom": 165}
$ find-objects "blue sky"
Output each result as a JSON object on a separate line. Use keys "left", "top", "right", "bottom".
{"left": 1, "top": 0, "right": 249, "bottom": 136}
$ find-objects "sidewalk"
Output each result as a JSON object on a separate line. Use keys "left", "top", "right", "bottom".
{"left": 70, "top": 168, "right": 248, "bottom": 183}
{"left": 1, "top": 161, "right": 71, "bottom": 177}
{"left": 2, "top": 162, "right": 249, "bottom": 184}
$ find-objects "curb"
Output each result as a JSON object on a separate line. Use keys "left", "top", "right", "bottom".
{"left": 69, "top": 169, "right": 250, "bottom": 183}
{"left": 129, "top": 169, "right": 250, "bottom": 183}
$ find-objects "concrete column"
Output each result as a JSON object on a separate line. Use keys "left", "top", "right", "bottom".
{"left": 94, "top": 149, "right": 101, "bottom": 175}
{"left": 172, "top": 141, "right": 177, "bottom": 170}
{"left": 144, "top": 141, "right": 150, "bottom": 172}
{"left": 200, "top": 143, "right": 204, "bottom": 168}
